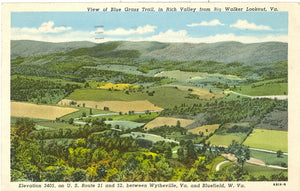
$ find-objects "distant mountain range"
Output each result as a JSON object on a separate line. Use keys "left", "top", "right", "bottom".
{"left": 11, "top": 40, "right": 96, "bottom": 59}
{"left": 11, "top": 40, "right": 287, "bottom": 64}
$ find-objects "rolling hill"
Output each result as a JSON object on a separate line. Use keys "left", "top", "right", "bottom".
{"left": 11, "top": 40, "right": 96, "bottom": 59}
{"left": 11, "top": 40, "right": 287, "bottom": 64}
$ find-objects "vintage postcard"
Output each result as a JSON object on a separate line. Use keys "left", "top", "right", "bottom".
{"left": 1, "top": 2, "right": 300, "bottom": 191}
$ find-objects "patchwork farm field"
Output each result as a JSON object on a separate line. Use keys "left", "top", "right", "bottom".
{"left": 243, "top": 129, "right": 288, "bottom": 152}
{"left": 234, "top": 79, "right": 287, "bottom": 96}
{"left": 100, "top": 112, "right": 160, "bottom": 123}
{"left": 59, "top": 99, "right": 163, "bottom": 113}
{"left": 188, "top": 124, "right": 220, "bottom": 136}
{"left": 105, "top": 120, "right": 145, "bottom": 130}
{"left": 244, "top": 163, "right": 287, "bottom": 179}
{"left": 35, "top": 121, "right": 78, "bottom": 130}
{"left": 167, "top": 85, "right": 225, "bottom": 99}
{"left": 99, "top": 82, "right": 139, "bottom": 90}
{"left": 59, "top": 107, "right": 110, "bottom": 122}
{"left": 122, "top": 132, "right": 179, "bottom": 144}
{"left": 66, "top": 87, "right": 202, "bottom": 109}
{"left": 206, "top": 133, "right": 246, "bottom": 146}
{"left": 144, "top": 117, "right": 195, "bottom": 130}
{"left": 11, "top": 101, "right": 78, "bottom": 120}
{"left": 250, "top": 150, "right": 288, "bottom": 166}
{"left": 155, "top": 70, "right": 243, "bottom": 82}
{"left": 10, "top": 39, "right": 288, "bottom": 182}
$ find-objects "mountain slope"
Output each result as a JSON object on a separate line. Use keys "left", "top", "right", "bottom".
{"left": 11, "top": 40, "right": 96, "bottom": 59}
{"left": 11, "top": 40, "right": 287, "bottom": 64}
{"left": 138, "top": 41, "right": 287, "bottom": 64}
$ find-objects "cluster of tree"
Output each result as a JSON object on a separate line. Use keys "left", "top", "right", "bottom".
{"left": 29, "top": 123, "right": 109, "bottom": 140}
{"left": 150, "top": 141, "right": 175, "bottom": 159}
{"left": 213, "top": 82, "right": 230, "bottom": 89}
{"left": 11, "top": 75, "right": 81, "bottom": 104}
{"left": 148, "top": 124, "right": 187, "bottom": 136}
{"left": 78, "top": 67, "right": 164, "bottom": 84}
{"left": 216, "top": 125, "right": 252, "bottom": 135}
{"left": 162, "top": 98, "right": 287, "bottom": 125}
{"left": 147, "top": 124, "right": 206, "bottom": 144}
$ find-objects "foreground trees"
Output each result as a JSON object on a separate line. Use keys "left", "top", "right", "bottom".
{"left": 11, "top": 117, "right": 287, "bottom": 182}
{"left": 228, "top": 141, "right": 250, "bottom": 171}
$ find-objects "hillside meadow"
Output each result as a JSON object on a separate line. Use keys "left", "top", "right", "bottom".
{"left": 188, "top": 124, "right": 220, "bottom": 136}
{"left": 243, "top": 129, "right": 288, "bottom": 152}
{"left": 66, "top": 87, "right": 202, "bottom": 109}
{"left": 58, "top": 99, "right": 163, "bottom": 113}
{"left": 144, "top": 117, "right": 195, "bottom": 130}
{"left": 11, "top": 101, "right": 78, "bottom": 120}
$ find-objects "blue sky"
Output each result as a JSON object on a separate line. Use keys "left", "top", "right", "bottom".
{"left": 11, "top": 12, "right": 288, "bottom": 43}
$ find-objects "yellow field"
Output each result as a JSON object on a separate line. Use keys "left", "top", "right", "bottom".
{"left": 144, "top": 117, "right": 195, "bottom": 130}
{"left": 168, "top": 85, "right": 225, "bottom": 99}
{"left": 11, "top": 101, "right": 78, "bottom": 120}
{"left": 58, "top": 99, "right": 163, "bottom": 113}
{"left": 188, "top": 124, "right": 220, "bottom": 136}
{"left": 98, "top": 83, "right": 139, "bottom": 90}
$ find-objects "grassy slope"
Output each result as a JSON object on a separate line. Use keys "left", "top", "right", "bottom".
{"left": 234, "top": 79, "right": 287, "bottom": 96}
{"left": 188, "top": 124, "right": 220, "bottom": 136}
{"left": 105, "top": 120, "right": 145, "bottom": 130}
{"left": 67, "top": 87, "right": 200, "bottom": 109}
{"left": 206, "top": 133, "right": 247, "bottom": 146}
{"left": 243, "top": 129, "right": 288, "bottom": 152}
{"left": 59, "top": 107, "right": 110, "bottom": 121}
{"left": 250, "top": 150, "right": 288, "bottom": 166}
{"left": 102, "top": 112, "right": 160, "bottom": 123}
{"left": 244, "top": 163, "right": 287, "bottom": 178}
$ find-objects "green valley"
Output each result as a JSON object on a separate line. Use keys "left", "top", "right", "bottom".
{"left": 10, "top": 40, "right": 288, "bottom": 182}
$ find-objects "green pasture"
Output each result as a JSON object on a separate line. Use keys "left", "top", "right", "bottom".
{"left": 11, "top": 74, "right": 83, "bottom": 86}
{"left": 36, "top": 121, "right": 79, "bottom": 130}
{"left": 206, "top": 133, "right": 247, "bottom": 146}
{"left": 250, "top": 150, "right": 288, "bottom": 166}
{"left": 122, "top": 132, "right": 178, "bottom": 144}
{"left": 105, "top": 120, "right": 145, "bottom": 130}
{"left": 244, "top": 163, "right": 287, "bottom": 179}
{"left": 234, "top": 79, "right": 287, "bottom": 96}
{"left": 67, "top": 86, "right": 201, "bottom": 109}
{"left": 243, "top": 129, "right": 287, "bottom": 152}
{"left": 11, "top": 116, "right": 47, "bottom": 125}
{"left": 103, "top": 112, "right": 160, "bottom": 123}
{"left": 59, "top": 107, "right": 109, "bottom": 121}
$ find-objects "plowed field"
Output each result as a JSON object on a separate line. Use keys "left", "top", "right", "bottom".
{"left": 58, "top": 99, "right": 163, "bottom": 113}
{"left": 11, "top": 101, "right": 78, "bottom": 120}
{"left": 144, "top": 117, "right": 194, "bottom": 130}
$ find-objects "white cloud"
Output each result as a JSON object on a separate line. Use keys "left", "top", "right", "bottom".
{"left": 11, "top": 25, "right": 286, "bottom": 44}
{"left": 38, "top": 21, "right": 72, "bottom": 33}
{"left": 142, "top": 30, "right": 189, "bottom": 42}
{"left": 230, "top": 19, "right": 272, "bottom": 31}
{"left": 92, "top": 25, "right": 157, "bottom": 36}
{"left": 187, "top": 19, "right": 225, "bottom": 27}
{"left": 11, "top": 21, "right": 72, "bottom": 35}
{"left": 129, "top": 30, "right": 287, "bottom": 43}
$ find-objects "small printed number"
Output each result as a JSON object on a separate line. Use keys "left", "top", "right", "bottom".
{"left": 273, "top": 183, "right": 286, "bottom": 186}
{"left": 44, "top": 184, "right": 55, "bottom": 188}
